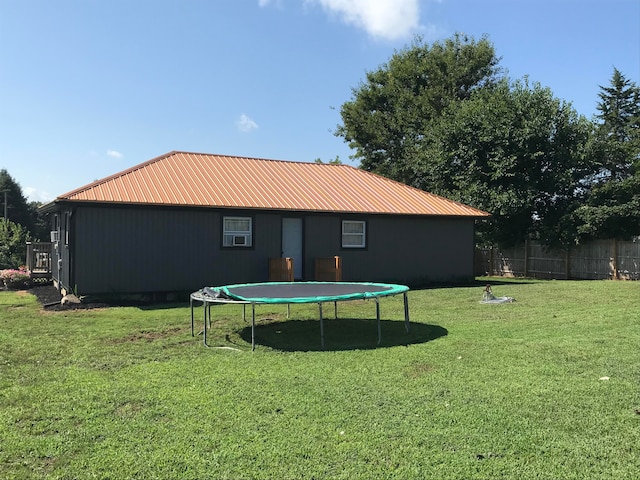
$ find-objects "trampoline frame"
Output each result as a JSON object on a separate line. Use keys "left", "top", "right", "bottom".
{"left": 190, "top": 282, "right": 410, "bottom": 350}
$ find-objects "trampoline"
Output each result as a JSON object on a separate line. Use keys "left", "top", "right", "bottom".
{"left": 190, "top": 281, "right": 410, "bottom": 350}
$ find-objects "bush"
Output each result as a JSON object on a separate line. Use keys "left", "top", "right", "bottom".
{"left": 0, "top": 266, "right": 31, "bottom": 290}
{"left": 0, "top": 219, "right": 30, "bottom": 269}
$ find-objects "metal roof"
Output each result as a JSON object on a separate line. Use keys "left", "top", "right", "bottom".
{"left": 54, "top": 151, "right": 490, "bottom": 217}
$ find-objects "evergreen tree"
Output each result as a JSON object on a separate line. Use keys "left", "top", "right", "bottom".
{"left": 575, "top": 68, "right": 640, "bottom": 240}
{"left": 594, "top": 67, "right": 640, "bottom": 180}
{"left": 0, "top": 169, "right": 49, "bottom": 241}
{"left": 0, "top": 169, "right": 34, "bottom": 231}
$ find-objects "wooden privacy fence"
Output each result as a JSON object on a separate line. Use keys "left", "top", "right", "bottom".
{"left": 475, "top": 239, "right": 640, "bottom": 280}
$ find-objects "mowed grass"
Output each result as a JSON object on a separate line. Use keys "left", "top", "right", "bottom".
{"left": 1, "top": 279, "right": 639, "bottom": 479}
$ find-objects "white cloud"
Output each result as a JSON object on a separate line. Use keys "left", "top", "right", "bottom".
{"left": 308, "top": 0, "right": 421, "bottom": 41}
{"left": 258, "top": 0, "right": 285, "bottom": 7}
{"left": 107, "top": 149, "right": 123, "bottom": 159}
{"left": 236, "top": 114, "right": 259, "bottom": 132}
{"left": 24, "top": 186, "right": 52, "bottom": 203}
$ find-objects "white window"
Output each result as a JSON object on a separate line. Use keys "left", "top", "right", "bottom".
{"left": 223, "top": 216, "right": 252, "bottom": 247}
{"left": 342, "top": 220, "right": 366, "bottom": 248}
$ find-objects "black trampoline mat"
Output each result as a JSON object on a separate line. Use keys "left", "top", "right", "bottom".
{"left": 227, "top": 282, "right": 391, "bottom": 299}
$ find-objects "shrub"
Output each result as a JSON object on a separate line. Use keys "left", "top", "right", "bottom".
{"left": 0, "top": 266, "right": 31, "bottom": 290}
{"left": 0, "top": 219, "right": 30, "bottom": 269}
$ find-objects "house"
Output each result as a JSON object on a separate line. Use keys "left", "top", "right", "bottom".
{"left": 40, "top": 151, "right": 489, "bottom": 296}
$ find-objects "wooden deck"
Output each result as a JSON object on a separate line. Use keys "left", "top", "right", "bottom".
{"left": 26, "top": 242, "right": 52, "bottom": 281}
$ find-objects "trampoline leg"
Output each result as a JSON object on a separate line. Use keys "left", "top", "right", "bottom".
{"left": 319, "top": 303, "right": 325, "bottom": 350}
{"left": 334, "top": 301, "right": 338, "bottom": 319}
{"left": 251, "top": 303, "right": 256, "bottom": 351}
{"left": 203, "top": 302, "right": 209, "bottom": 347}
{"left": 376, "top": 297, "right": 381, "bottom": 345}
{"left": 243, "top": 304, "right": 246, "bottom": 323}
{"left": 190, "top": 298, "right": 194, "bottom": 337}
{"left": 287, "top": 304, "right": 290, "bottom": 318}
{"left": 403, "top": 292, "right": 410, "bottom": 333}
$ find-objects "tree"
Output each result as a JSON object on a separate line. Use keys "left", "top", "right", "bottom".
{"left": 594, "top": 67, "right": 640, "bottom": 180}
{"left": 416, "top": 79, "right": 592, "bottom": 248}
{"left": 0, "top": 169, "right": 34, "bottom": 231}
{"left": 0, "top": 219, "right": 30, "bottom": 269}
{"left": 314, "top": 156, "right": 342, "bottom": 164}
{"left": 336, "top": 34, "right": 502, "bottom": 185}
{"left": 336, "top": 33, "right": 594, "bottom": 249}
{"left": 574, "top": 175, "right": 640, "bottom": 240}
{"left": 27, "top": 201, "right": 50, "bottom": 242}
{"left": 574, "top": 68, "right": 640, "bottom": 240}
{"left": 0, "top": 169, "right": 49, "bottom": 241}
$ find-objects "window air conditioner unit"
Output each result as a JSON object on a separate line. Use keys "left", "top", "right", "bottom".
{"left": 50, "top": 231, "right": 60, "bottom": 243}
{"left": 233, "top": 235, "right": 247, "bottom": 246}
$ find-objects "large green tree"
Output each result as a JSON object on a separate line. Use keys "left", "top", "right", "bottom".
{"left": 337, "top": 34, "right": 594, "bottom": 249}
{"left": 574, "top": 68, "right": 640, "bottom": 240}
{"left": 0, "top": 169, "right": 33, "bottom": 231}
{"left": 0, "top": 169, "right": 49, "bottom": 241}
{"left": 416, "top": 79, "right": 593, "bottom": 248}
{"left": 337, "top": 34, "right": 502, "bottom": 185}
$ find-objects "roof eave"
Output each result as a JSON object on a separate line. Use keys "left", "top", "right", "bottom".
{"left": 38, "top": 197, "right": 491, "bottom": 218}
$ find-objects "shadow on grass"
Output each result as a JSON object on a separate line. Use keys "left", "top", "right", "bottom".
{"left": 412, "top": 278, "right": 536, "bottom": 291}
{"left": 239, "top": 318, "right": 448, "bottom": 352}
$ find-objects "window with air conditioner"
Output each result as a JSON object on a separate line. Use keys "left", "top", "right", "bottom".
{"left": 51, "top": 214, "right": 60, "bottom": 243}
{"left": 223, "top": 216, "right": 252, "bottom": 247}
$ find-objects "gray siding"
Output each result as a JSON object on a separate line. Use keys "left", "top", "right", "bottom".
{"left": 59, "top": 204, "right": 476, "bottom": 295}
{"left": 72, "top": 206, "right": 283, "bottom": 295}
{"left": 304, "top": 215, "right": 475, "bottom": 285}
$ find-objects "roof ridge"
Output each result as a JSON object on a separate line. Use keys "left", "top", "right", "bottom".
{"left": 171, "top": 150, "right": 350, "bottom": 168}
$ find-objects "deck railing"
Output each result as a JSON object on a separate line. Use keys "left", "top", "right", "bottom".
{"left": 26, "top": 242, "right": 53, "bottom": 280}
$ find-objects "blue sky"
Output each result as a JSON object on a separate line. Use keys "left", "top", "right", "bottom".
{"left": 1, "top": 0, "right": 638, "bottom": 203}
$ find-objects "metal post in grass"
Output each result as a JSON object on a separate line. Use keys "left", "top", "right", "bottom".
{"left": 319, "top": 302, "right": 325, "bottom": 350}
{"left": 190, "top": 296, "right": 195, "bottom": 337}
{"left": 403, "top": 292, "right": 410, "bottom": 333}
{"left": 376, "top": 297, "right": 381, "bottom": 345}
{"left": 203, "top": 302, "right": 209, "bottom": 346}
{"left": 251, "top": 303, "right": 256, "bottom": 351}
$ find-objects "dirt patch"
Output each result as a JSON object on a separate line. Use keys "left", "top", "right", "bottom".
{"left": 27, "top": 284, "right": 109, "bottom": 311}
{"left": 28, "top": 285, "right": 62, "bottom": 305}
{"left": 111, "top": 327, "right": 184, "bottom": 344}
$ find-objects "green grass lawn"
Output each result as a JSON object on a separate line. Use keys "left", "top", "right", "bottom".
{"left": 1, "top": 279, "right": 639, "bottom": 479}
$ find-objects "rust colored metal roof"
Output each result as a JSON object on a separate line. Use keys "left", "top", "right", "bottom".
{"left": 55, "top": 151, "right": 489, "bottom": 217}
